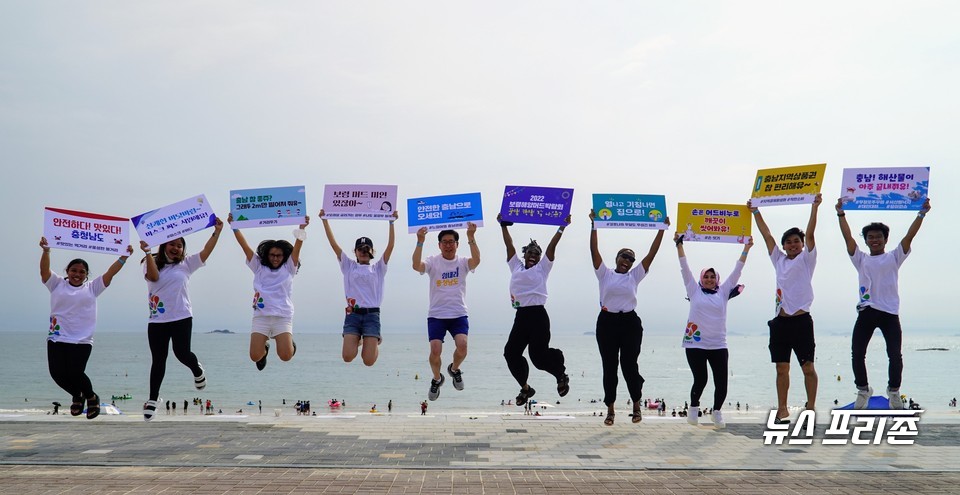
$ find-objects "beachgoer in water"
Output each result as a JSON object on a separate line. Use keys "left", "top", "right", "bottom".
{"left": 319, "top": 209, "right": 397, "bottom": 366}
{"left": 412, "top": 223, "right": 480, "bottom": 400}
{"left": 498, "top": 214, "right": 572, "bottom": 408}
{"left": 140, "top": 216, "right": 224, "bottom": 422}
{"left": 588, "top": 210, "right": 668, "bottom": 425}
{"left": 675, "top": 232, "right": 753, "bottom": 429}
{"left": 227, "top": 213, "right": 307, "bottom": 370}
{"left": 836, "top": 197, "right": 931, "bottom": 409}
{"left": 750, "top": 194, "right": 822, "bottom": 424}
{"left": 41, "top": 238, "right": 133, "bottom": 420}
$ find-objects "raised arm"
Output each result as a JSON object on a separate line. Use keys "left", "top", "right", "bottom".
{"left": 544, "top": 215, "right": 571, "bottom": 262}
{"left": 900, "top": 198, "right": 931, "bottom": 254}
{"left": 227, "top": 213, "right": 255, "bottom": 262}
{"left": 589, "top": 210, "right": 602, "bottom": 270}
{"left": 466, "top": 222, "right": 480, "bottom": 270}
{"left": 805, "top": 193, "right": 822, "bottom": 251}
{"left": 640, "top": 216, "right": 669, "bottom": 272}
{"left": 382, "top": 210, "right": 397, "bottom": 264}
{"left": 747, "top": 199, "right": 776, "bottom": 255}
{"left": 412, "top": 227, "right": 427, "bottom": 273}
{"left": 835, "top": 198, "right": 857, "bottom": 256}
{"left": 102, "top": 245, "right": 134, "bottom": 287}
{"left": 498, "top": 214, "right": 517, "bottom": 261}
{"left": 141, "top": 241, "right": 159, "bottom": 282}
{"left": 39, "top": 237, "right": 52, "bottom": 283}
{"left": 198, "top": 216, "right": 225, "bottom": 263}
{"left": 292, "top": 215, "right": 309, "bottom": 266}
{"left": 738, "top": 235, "right": 754, "bottom": 264}
{"left": 674, "top": 232, "right": 696, "bottom": 294}
{"left": 318, "top": 209, "right": 343, "bottom": 259}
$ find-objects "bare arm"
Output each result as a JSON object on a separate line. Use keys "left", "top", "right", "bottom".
{"left": 738, "top": 235, "right": 754, "bottom": 263}
{"left": 382, "top": 210, "right": 397, "bottom": 264}
{"left": 900, "top": 198, "right": 931, "bottom": 254}
{"left": 589, "top": 210, "right": 602, "bottom": 270}
{"left": 39, "top": 237, "right": 52, "bottom": 283}
{"left": 412, "top": 227, "right": 427, "bottom": 273}
{"left": 805, "top": 193, "right": 822, "bottom": 251}
{"left": 102, "top": 245, "right": 134, "bottom": 287}
{"left": 141, "top": 241, "right": 159, "bottom": 282}
{"left": 544, "top": 215, "right": 571, "bottom": 262}
{"left": 227, "top": 213, "right": 255, "bottom": 262}
{"left": 747, "top": 199, "right": 776, "bottom": 255}
{"left": 498, "top": 214, "right": 516, "bottom": 261}
{"left": 640, "top": 216, "right": 669, "bottom": 273}
{"left": 466, "top": 222, "right": 480, "bottom": 270}
{"left": 198, "top": 216, "right": 225, "bottom": 263}
{"left": 318, "top": 209, "right": 343, "bottom": 259}
{"left": 835, "top": 199, "right": 857, "bottom": 256}
{"left": 292, "top": 215, "right": 309, "bottom": 266}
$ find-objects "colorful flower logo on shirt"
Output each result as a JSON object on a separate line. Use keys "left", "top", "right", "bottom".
{"left": 859, "top": 286, "right": 870, "bottom": 302}
{"left": 684, "top": 322, "right": 701, "bottom": 342}
{"left": 48, "top": 316, "right": 61, "bottom": 336}
{"left": 345, "top": 297, "right": 357, "bottom": 315}
{"left": 510, "top": 294, "right": 520, "bottom": 309}
{"left": 149, "top": 294, "right": 165, "bottom": 317}
{"left": 252, "top": 291, "right": 265, "bottom": 310}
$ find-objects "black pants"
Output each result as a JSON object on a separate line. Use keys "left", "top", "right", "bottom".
{"left": 148, "top": 318, "right": 202, "bottom": 401}
{"left": 685, "top": 348, "right": 728, "bottom": 410}
{"left": 595, "top": 310, "right": 644, "bottom": 405}
{"left": 504, "top": 306, "right": 565, "bottom": 387}
{"left": 47, "top": 340, "right": 94, "bottom": 402}
{"left": 851, "top": 306, "right": 903, "bottom": 389}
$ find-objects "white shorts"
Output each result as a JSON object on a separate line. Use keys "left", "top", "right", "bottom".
{"left": 251, "top": 315, "right": 293, "bottom": 338}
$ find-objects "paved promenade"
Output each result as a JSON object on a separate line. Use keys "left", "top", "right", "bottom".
{"left": 2, "top": 411, "right": 958, "bottom": 493}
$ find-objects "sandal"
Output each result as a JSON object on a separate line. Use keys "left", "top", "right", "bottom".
{"left": 70, "top": 397, "right": 84, "bottom": 417}
{"left": 516, "top": 386, "right": 536, "bottom": 407}
{"left": 774, "top": 416, "right": 790, "bottom": 425}
{"left": 604, "top": 412, "right": 615, "bottom": 426}
{"left": 556, "top": 374, "right": 570, "bottom": 397}
{"left": 631, "top": 407, "right": 642, "bottom": 424}
{"left": 85, "top": 395, "right": 100, "bottom": 420}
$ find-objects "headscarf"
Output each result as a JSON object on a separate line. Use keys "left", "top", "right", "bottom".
{"left": 695, "top": 267, "right": 744, "bottom": 300}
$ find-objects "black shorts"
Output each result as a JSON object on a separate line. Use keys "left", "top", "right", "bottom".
{"left": 768, "top": 313, "right": 816, "bottom": 365}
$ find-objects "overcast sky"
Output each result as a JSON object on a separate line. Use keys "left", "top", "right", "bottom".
{"left": 2, "top": 2, "right": 956, "bottom": 337}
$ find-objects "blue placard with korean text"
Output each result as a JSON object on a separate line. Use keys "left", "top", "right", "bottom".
{"left": 592, "top": 193, "right": 668, "bottom": 230}
{"left": 499, "top": 185, "right": 573, "bottom": 226}
{"left": 839, "top": 167, "right": 930, "bottom": 211}
{"left": 132, "top": 195, "right": 217, "bottom": 247}
{"left": 406, "top": 192, "right": 483, "bottom": 233}
{"left": 229, "top": 185, "right": 307, "bottom": 229}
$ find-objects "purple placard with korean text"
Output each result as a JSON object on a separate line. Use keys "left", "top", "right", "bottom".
{"left": 499, "top": 185, "right": 574, "bottom": 226}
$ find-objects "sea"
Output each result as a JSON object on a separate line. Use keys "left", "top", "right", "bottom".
{"left": 3, "top": 331, "right": 957, "bottom": 416}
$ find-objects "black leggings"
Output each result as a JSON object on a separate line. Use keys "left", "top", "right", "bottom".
{"left": 504, "top": 306, "right": 566, "bottom": 387}
{"left": 851, "top": 306, "right": 903, "bottom": 389}
{"left": 685, "top": 348, "right": 728, "bottom": 410}
{"left": 595, "top": 311, "right": 644, "bottom": 405}
{"left": 47, "top": 340, "right": 94, "bottom": 401}
{"left": 148, "top": 318, "right": 202, "bottom": 401}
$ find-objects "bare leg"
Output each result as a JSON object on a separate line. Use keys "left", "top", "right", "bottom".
{"left": 342, "top": 335, "right": 360, "bottom": 363}
{"left": 249, "top": 333, "right": 269, "bottom": 363}
{"left": 429, "top": 339, "right": 443, "bottom": 380}
{"left": 775, "top": 362, "right": 790, "bottom": 419}
{"left": 275, "top": 332, "right": 295, "bottom": 361}
{"left": 451, "top": 334, "right": 468, "bottom": 371}
{"left": 360, "top": 336, "right": 379, "bottom": 366}
{"left": 801, "top": 361, "right": 818, "bottom": 410}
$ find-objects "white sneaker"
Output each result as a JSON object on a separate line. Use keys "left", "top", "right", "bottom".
{"left": 687, "top": 408, "right": 698, "bottom": 425}
{"left": 887, "top": 388, "right": 903, "bottom": 410}
{"left": 854, "top": 386, "right": 872, "bottom": 409}
{"left": 712, "top": 410, "right": 725, "bottom": 429}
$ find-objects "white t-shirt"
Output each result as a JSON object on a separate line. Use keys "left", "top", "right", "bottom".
{"left": 247, "top": 255, "right": 298, "bottom": 317}
{"left": 850, "top": 244, "right": 909, "bottom": 315}
{"left": 680, "top": 257, "right": 744, "bottom": 350}
{"left": 339, "top": 251, "right": 387, "bottom": 309}
{"left": 145, "top": 253, "right": 205, "bottom": 323}
{"left": 595, "top": 264, "right": 647, "bottom": 313}
{"left": 423, "top": 254, "right": 473, "bottom": 318}
{"left": 508, "top": 254, "right": 553, "bottom": 308}
{"left": 770, "top": 247, "right": 817, "bottom": 316}
{"left": 44, "top": 273, "right": 107, "bottom": 345}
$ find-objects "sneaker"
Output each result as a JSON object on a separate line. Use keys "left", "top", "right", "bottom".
{"left": 557, "top": 374, "right": 570, "bottom": 397}
{"left": 854, "top": 386, "right": 872, "bottom": 409}
{"left": 428, "top": 374, "right": 445, "bottom": 401}
{"left": 687, "top": 408, "right": 698, "bottom": 426}
{"left": 143, "top": 400, "right": 158, "bottom": 422}
{"left": 256, "top": 343, "right": 270, "bottom": 371}
{"left": 887, "top": 388, "right": 903, "bottom": 410}
{"left": 516, "top": 386, "right": 536, "bottom": 407}
{"left": 194, "top": 363, "right": 207, "bottom": 391}
{"left": 447, "top": 364, "right": 464, "bottom": 391}
{"left": 712, "top": 410, "right": 725, "bottom": 429}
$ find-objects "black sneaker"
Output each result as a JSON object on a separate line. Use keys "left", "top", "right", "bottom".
{"left": 194, "top": 363, "right": 206, "bottom": 391}
{"left": 256, "top": 343, "right": 270, "bottom": 371}
{"left": 557, "top": 374, "right": 570, "bottom": 397}
{"left": 447, "top": 363, "right": 464, "bottom": 391}
{"left": 516, "top": 386, "right": 536, "bottom": 406}
{"left": 428, "top": 374, "right": 445, "bottom": 401}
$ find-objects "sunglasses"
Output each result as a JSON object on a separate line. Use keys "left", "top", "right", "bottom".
{"left": 619, "top": 253, "right": 636, "bottom": 262}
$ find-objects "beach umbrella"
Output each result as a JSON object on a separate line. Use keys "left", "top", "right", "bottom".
{"left": 52, "top": 401, "right": 62, "bottom": 407}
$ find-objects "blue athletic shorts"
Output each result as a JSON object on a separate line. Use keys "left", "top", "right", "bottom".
{"left": 427, "top": 316, "right": 469, "bottom": 342}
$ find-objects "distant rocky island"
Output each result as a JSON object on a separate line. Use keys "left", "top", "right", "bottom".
{"left": 207, "top": 329, "right": 235, "bottom": 334}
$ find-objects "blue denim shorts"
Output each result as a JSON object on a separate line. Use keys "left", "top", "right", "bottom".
{"left": 343, "top": 312, "right": 382, "bottom": 340}
{"left": 427, "top": 316, "right": 469, "bottom": 342}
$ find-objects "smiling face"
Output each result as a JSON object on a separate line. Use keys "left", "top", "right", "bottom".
{"left": 864, "top": 230, "right": 888, "bottom": 255}
{"left": 700, "top": 269, "right": 718, "bottom": 290}
{"left": 615, "top": 249, "right": 636, "bottom": 273}
{"left": 439, "top": 234, "right": 458, "bottom": 260}
{"left": 65, "top": 261, "right": 88, "bottom": 287}
{"left": 523, "top": 249, "right": 541, "bottom": 269}
{"left": 782, "top": 234, "right": 804, "bottom": 259}
{"left": 163, "top": 238, "right": 185, "bottom": 263}
{"left": 354, "top": 245, "right": 373, "bottom": 264}
{"left": 267, "top": 247, "right": 285, "bottom": 269}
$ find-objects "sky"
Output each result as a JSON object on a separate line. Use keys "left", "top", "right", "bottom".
{"left": 2, "top": 2, "right": 957, "bottom": 336}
